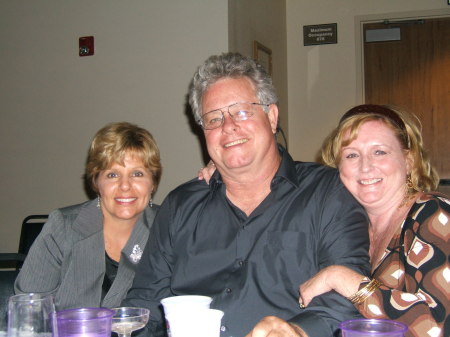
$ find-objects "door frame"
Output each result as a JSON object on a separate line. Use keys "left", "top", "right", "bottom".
{"left": 354, "top": 9, "right": 450, "bottom": 103}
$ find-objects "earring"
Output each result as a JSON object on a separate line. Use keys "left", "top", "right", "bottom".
{"left": 149, "top": 198, "right": 153, "bottom": 208}
{"left": 399, "top": 174, "right": 414, "bottom": 209}
{"left": 97, "top": 196, "right": 101, "bottom": 209}
{"left": 406, "top": 174, "right": 414, "bottom": 190}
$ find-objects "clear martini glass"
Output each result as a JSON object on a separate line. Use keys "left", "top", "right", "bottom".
{"left": 111, "top": 307, "right": 150, "bottom": 337}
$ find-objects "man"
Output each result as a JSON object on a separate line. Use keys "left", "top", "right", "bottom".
{"left": 123, "top": 52, "right": 370, "bottom": 337}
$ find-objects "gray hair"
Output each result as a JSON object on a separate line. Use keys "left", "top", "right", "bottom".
{"left": 188, "top": 52, "right": 278, "bottom": 122}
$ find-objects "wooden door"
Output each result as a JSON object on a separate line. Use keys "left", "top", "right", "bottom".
{"left": 363, "top": 17, "right": 450, "bottom": 192}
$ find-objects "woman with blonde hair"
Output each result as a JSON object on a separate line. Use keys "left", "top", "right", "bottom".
{"left": 299, "top": 104, "right": 449, "bottom": 337}
{"left": 15, "top": 122, "right": 162, "bottom": 310}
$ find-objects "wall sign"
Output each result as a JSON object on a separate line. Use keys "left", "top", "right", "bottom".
{"left": 303, "top": 23, "right": 337, "bottom": 46}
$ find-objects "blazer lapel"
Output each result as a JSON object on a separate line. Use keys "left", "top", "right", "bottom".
{"left": 69, "top": 201, "right": 105, "bottom": 306}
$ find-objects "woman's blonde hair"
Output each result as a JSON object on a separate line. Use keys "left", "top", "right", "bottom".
{"left": 320, "top": 104, "right": 439, "bottom": 192}
{"left": 86, "top": 122, "right": 162, "bottom": 194}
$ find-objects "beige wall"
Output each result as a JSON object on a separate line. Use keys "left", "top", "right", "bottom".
{"left": 286, "top": 0, "right": 450, "bottom": 162}
{"left": 229, "top": 0, "right": 288, "bottom": 144}
{"left": 0, "top": 1, "right": 228, "bottom": 252}
{"left": 1, "top": 0, "right": 449, "bottom": 253}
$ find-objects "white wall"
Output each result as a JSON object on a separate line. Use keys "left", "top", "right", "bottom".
{"left": 0, "top": 1, "right": 228, "bottom": 252}
{"left": 286, "top": 0, "right": 450, "bottom": 162}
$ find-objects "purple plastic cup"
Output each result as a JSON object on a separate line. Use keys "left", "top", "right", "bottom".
{"left": 55, "top": 307, "right": 114, "bottom": 337}
{"left": 340, "top": 319, "right": 408, "bottom": 337}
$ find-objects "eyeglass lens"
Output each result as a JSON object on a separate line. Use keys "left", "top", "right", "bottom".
{"left": 201, "top": 102, "right": 265, "bottom": 130}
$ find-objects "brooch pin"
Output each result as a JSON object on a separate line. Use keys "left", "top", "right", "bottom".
{"left": 130, "top": 244, "right": 143, "bottom": 263}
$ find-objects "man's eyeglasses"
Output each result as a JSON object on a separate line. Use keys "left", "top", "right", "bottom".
{"left": 198, "top": 102, "right": 270, "bottom": 130}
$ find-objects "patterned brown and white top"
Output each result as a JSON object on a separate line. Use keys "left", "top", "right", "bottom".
{"left": 356, "top": 192, "right": 449, "bottom": 337}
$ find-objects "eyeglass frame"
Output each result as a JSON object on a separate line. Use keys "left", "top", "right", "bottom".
{"left": 197, "top": 101, "right": 271, "bottom": 130}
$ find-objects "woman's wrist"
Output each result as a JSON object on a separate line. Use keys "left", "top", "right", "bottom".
{"left": 325, "top": 266, "right": 367, "bottom": 298}
{"left": 346, "top": 277, "right": 382, "bottom": 304}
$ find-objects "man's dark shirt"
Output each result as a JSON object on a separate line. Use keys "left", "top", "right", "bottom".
{"left": 123, "top": 147, "right": 370, "bottom": 337}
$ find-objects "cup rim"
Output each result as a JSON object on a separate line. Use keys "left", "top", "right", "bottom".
{"left": 55, "top": 307, "right": 114, "bottom": 321}
{"left": 340, "top": 318, "right": 408, "bottom": 333}
{"left": 166, "top": 308, "right": 224, "bottom": 318}
{"left": 160, "top": 295, "right": 213, "bottom": 306}
{"left": 9, "top": 293, "right": 54, "bottom": 302}
{"left": 111, "top": 307, "right": 150, "bottom": 318}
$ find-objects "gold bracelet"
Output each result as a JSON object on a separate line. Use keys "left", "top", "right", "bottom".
{"left": 347, "top": 278, "right": 382, "bottom": 304}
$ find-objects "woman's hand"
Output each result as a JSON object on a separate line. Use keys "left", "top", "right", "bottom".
{"left": 198, "top": 161, "right": 216, "bottom": 184}
{"left": 299, "top": 265, "right": 365, "bottom": 308}
{"left": 298, "top": 267, "right": 334, "bottom": 308}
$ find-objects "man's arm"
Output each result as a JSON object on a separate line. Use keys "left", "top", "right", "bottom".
{"left": 122, "top": 197, "right": 175, "bottom": 337}
{"left": 291, "top": 180, "right": 371, "bottom": 336}
{"left": 241, "top": 179, "right": 370, "bottom": 337}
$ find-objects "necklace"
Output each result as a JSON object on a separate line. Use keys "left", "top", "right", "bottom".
{"left": 369, "top": 200, "right": 413, "bottom": 267}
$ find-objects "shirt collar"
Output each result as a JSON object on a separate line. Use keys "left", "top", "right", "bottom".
{"left": 272, "top": 145, "right": 300, "bottom": 188}
{"left": 208, "top": 145, "right": 300, "bottom": 190}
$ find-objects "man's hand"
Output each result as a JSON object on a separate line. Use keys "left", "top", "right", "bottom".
{"left": 245, "top": 316, "right": 308, "bottom": 337}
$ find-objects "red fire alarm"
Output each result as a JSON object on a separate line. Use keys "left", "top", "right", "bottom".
{"left": 79, "top": 36, "right": 94, "bottom": 57}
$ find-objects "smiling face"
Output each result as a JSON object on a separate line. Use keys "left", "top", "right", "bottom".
{"left": 201, "top": 77, "right": 279, "bottom": 177}
{"left": 96, "top": 152, "right": 154, "bottom": 225}
{"left": 338, "top": 120, "right": 410, "bottom": 212}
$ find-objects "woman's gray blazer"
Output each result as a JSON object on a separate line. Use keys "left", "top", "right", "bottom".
{"left": 14, "top": 199, "right": 158, "bottom": 310}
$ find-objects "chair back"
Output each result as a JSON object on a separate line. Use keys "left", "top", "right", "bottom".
{"left": 0, "top": 215, "right": 47, "bottom": 271}
{"left": 18, "top": 215, "right": 48, "bottom": 256}
{"left": 0, "top": 270, "right": 20, "bottom": 330}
